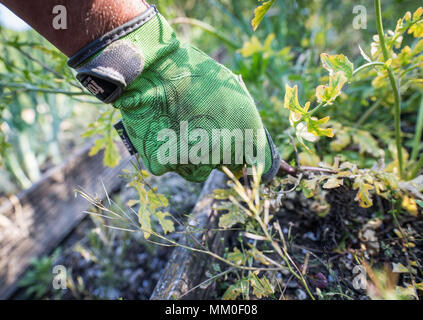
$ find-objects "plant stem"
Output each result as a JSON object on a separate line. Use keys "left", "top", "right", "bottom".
{"left": 411, "top": 95, "right": 423, "bottom": 162}
{"left": 352, "top": 61, "right": 385, "bottom": 76}
{"left": 374, "top": 0, "right": 404, "bottom": 179}
{"left": 294, "top": 103, "right": 325, "bottom": 127}
{"left": 409, "top": 155, "right": 423, "bottom": 180}
{"left": 308, "top": 102, "right": 324, "bottom": 118}
{"left": 0, "top": 82, "right": 90, "bottom": 96}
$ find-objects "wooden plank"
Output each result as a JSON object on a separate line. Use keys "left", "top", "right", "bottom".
{"left": 150, "top": 170, "right": 229, "bottom": 300}
{"left": 0, "top": 142, "right": 132, "bottom": 299}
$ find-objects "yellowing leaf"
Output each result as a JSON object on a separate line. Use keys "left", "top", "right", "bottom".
{"left": 284, "top": 85, "right": 306, "bottom": 115}
{"left": 401, "top": 196, "right": 419, "bottom": 216}
{"left": 251, "top": 0, "right": 275, "bottom": 31}
{"left": 352, "top": 130, "right": 384, "bottom": 158}
{"left": 247, "top": 247, "right": 270, "bottom": 266}
{"left": 298, "top": 151, "right": 320, "bottom": 166}
{"left": 409, "top": 7, "right": 423, "bottom": 37}
{"left": 250, "top": 274, "right": 274, "bottom": 299}
{"left": 353, "top": 177, "right": 374, "bottom": 208}
{"left": 223, "top": 279, "right": 249, "bottom": 300}
{"left": 330, "top": 129, "right": 351, "bottom": 152}
{"left": 306, "top": 116, "right": 334, "bottom": 138}
{"left": 128, "top": 175, "right": 173, "bottom": 239}
{"left": 323, "top": 177, "right": 344, "bottom": 189}
{"left": 138, "top": 203, "right": 153, "bottom": 239}
{"left": 227, "top": 248, "right": 246, "bottom": 265}
{"left": 316, "top": 72, "right": 347, "bottom": 105}
{"left": 301, "top": 178, "right": 320, "bottom": 198}
{"left": 155, "top": 211, "right": 175, "bottom": 234}
{"left": 239, "top": 36, "right": 263, "bottom": 58}
{"left": 218, "top": 203, "right": 247, "bottom": 229}
{"left": 321, "top": 53, "right": 354, "bottom": 79}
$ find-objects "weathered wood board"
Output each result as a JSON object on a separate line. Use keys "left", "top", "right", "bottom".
{"left": 0, "top": 142, "right": 132, "bottom": 299}
{"left": 150, "top": 170, "right": 229, "bottom": 300}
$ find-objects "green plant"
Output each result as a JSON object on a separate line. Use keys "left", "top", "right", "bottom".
{"left": 18, "top": 249, "right": 62, "bottom": 299}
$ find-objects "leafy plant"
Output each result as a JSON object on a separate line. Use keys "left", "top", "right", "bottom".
{"left": 18, "top": 249, "right": 62, "bottom": 299}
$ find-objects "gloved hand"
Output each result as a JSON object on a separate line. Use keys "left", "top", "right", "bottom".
{"left": 68, "top": 5, "right": 280, "bottom": 183}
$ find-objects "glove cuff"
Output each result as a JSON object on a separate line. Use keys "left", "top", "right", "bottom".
{"left": 67, "top": 5, "right": 178, "bottom": 103}
{"left": 67, "top": 5, "right": 158, "bottom": 68}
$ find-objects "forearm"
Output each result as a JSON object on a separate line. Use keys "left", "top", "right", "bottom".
{"left": 0, "top": 0, "right": 149, "bottom": 56}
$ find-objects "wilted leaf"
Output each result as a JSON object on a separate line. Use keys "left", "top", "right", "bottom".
{"left": 223, "top": 279, "right": 249, "bottom": 300}
{"left": 353, "top": 176, "right": 374, "bottom": 208}
{"left": 247, "top": 247, "right": 270, "bottom": 266}
{"left": 250, "top": 273, "right": 274, "bottom": 299}
{"left": 323, "top": 177, "right": 344, "bottom": 189}
{"left": 218, "top": 203, "right": 247, "bottom": 229}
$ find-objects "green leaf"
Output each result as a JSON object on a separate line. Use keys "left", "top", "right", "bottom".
{"left": 321, "top": 53, "right": 354, "bottom": 79}
{"left": 104, "top": 135, "right": 120, "bottom": 167}
{"left": 82, "top": 109, "right": 122, "bottom": 168}
{"left": 251, "top": 0, "right": 275, "bottom": 31}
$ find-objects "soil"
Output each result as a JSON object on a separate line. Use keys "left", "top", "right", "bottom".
{"left": 211, "top": 186, "right": 423, "bottom": 300}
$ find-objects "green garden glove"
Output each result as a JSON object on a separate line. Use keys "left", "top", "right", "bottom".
{"left": 68, "top": 5, "right": 280, "bottom": 183}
